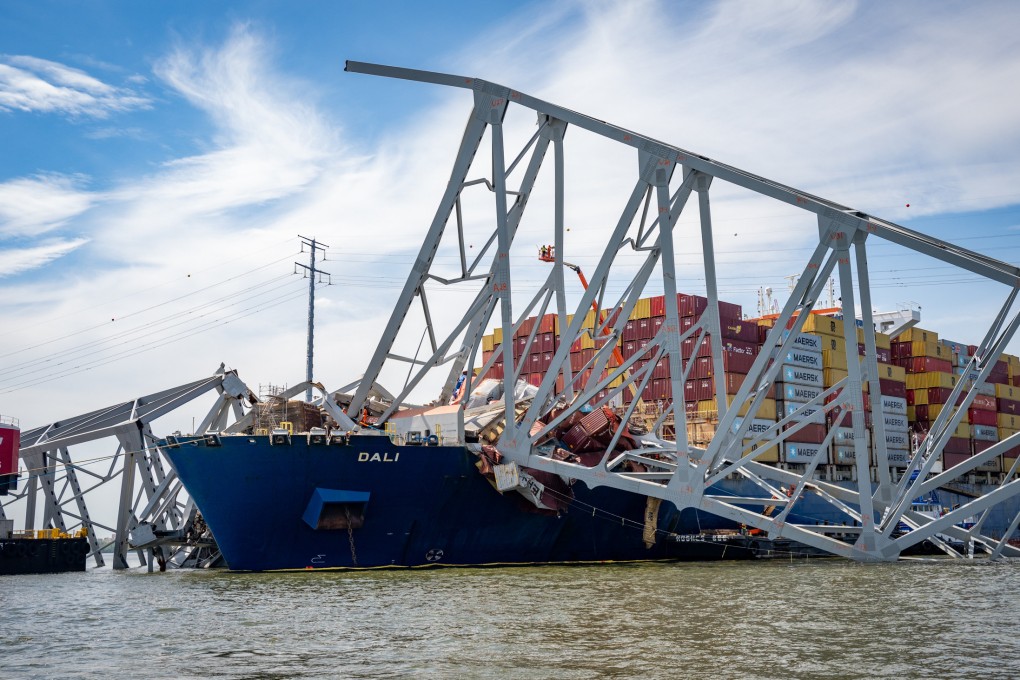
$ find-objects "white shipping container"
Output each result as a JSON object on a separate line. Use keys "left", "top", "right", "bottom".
{"left": 781, "top": 365, "right": 824, "bottom": 388}
{"left": 779, "top": 401, "right": 826, "bottom": 424}
{"left": 878, "top": 430, "right": 912, "bottom": 449}
{"left": 784, "top": 349, "right": 824, "bottom": 370}
{"left": 882, "top": 413, "right": 910, "bottom": 431}
{"left": 879, "top": 395, "right": 907, "bottom": 415}
{"left": 832, "top": 445, "right": 862, "bottom": 464}
{"left": 782, "top": 442, "right": 831, "bottom": 464}
{"left": 730, "top": 417, "right": 777, "bottom": 437}
{"left": 973, "top": 424, "right": 998, "bottom": 441}
{"left": 782, "top": 383, "right": 823, "bottom": 404}
{"left": 833, "top": 426, "right": 869, "bottom": 443}
{"left": 779, "top": 331, "right": 823, "bottom": 352}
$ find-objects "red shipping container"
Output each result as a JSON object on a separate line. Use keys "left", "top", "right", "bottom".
{"left": 680, "top": 316, "right": 696, "bottom": 333}
{"left": 653, "top": 358, "right": 671, "bottom": 380}
{"left": 538, "top": 313, "right": 556, "bottom": 334}
{"left": 906, "top": 357, "right": 953, "bottom": 373}
{"left": 516, "top": 317, "right": 536, "bottom": 337}
{"left": 543, "top": 333, "right": 558, "bottom": 353}
{"left": 998, "top": 397, "right": 1020, "bottom": 415}
{"left": 649, "top": 295, "right": 666, "bottom": 317}
{"left": 971, "top": 394, "right": 996, "bottom": 411}
{"left": 945, "top": 437, "right": 971, "bottom": 455}
{"left": 827, "top": 410, "right": 874, "bottom": 429}
{"left": 784, "top": 423, "right": 827, "bottom": 444}
{"left": 652, "top": 316, "right": 664, "bottom": 335}
{"left": 622, "top": 341, "right": 636, "bottom": 359}
{"left": 968, "top": 408, "right": 997, "bottom": 426}
{"left": 891, "top": 342, "right": 911, "bottom": 360}
{"left": 527, "top": 373, "right": 543, "bottom": 387}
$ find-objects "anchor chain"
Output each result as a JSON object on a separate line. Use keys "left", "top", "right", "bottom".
{"left": 345, "top": 506, "right": 359, "bottom": 567}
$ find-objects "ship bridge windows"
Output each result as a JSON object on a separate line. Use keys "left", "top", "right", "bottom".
{"left": 302, "top": 488, "right": 370, "bottom": 531}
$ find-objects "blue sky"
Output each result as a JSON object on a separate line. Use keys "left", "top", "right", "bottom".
{"left": 2, "top": 0, "right": 1020, "bottom": 435}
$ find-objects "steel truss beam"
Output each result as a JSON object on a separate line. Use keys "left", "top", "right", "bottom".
{"left": 345, "top": 61, "right": 1020, "bottom": 562}
{"left": 3, "top": 367, "right": 256, "bottom": 569}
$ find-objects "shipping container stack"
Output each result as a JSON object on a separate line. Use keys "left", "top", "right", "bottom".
{"left": 1000, "top": 355, "right": 1020, "bottom": 475}
{"left": 770, "top": 327, "right": 828, "bottom": 470}
{"left": 479, "top": 301, "right": 1019, "bottom": 484}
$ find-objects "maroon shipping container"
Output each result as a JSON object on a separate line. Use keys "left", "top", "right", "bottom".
{"left": 784, "top": 423, "right": 827, "bottom": 444}
{"left": 683, "top": 373, "right": 746, "bottom": 401}
{"left": 622, "top": 319, "right": 638, "bottom": 342}
{"left": 689, "top": 351, "right": 757, "bottom": 379}
{"left": 680, "top": 294, "right": 742, "bottom": 320}
{"left": 636, "top": 317, "right": 653, "bottom": 340}
{"left": 904, "top": 357, "right": 952, "bottom": 374}
{"left": 944, "top": 437, "right": 971, "bottom": 455}
{"left": 542, "top": 352, "right": 554, "bottom": 371}
{"left": 998, "top": 397, "right": 1020, "bottom": 415}
{"left": 652, "top": 316, "right": 664, "bottom": 335}
{"left": 681, "top": 336, "right": 758, "bottom": 360}
{"left": 891, "top": 342, "right": 911, "bottom": 360}
{"left": 541, "top": 332, "right": 557, "bottom": 353}
{"left": 827, "top": 410, "right": 874, "bottom": 429}
{"left": 680, "top": 316, "right": 696, "bottom": 333}
{"left": 1013, "top": 375, "right": 1020, "bottom": 388}
{"left": 718, "top": 316, "right": 758, "bottom": 343}
{"left": 569, "top": 352, "right": 585, "bottom": 371}
{"left": 529, "top": 353, "right": 542, "bottom": 372}
{"left": 972, "top": 439, "right": 995, "bottom": 454}
{"left": 856, "top": 343, "right": 891, "bottom": 363}
{"left": 878, "top": 379, "right": 907, "bottom": 399}
{"left": 943, "top": 452, "right": 971, "bottom": 470}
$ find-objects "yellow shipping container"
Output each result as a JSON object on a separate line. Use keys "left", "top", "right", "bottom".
{"left": 925, "top": 403, "right": 969, "bottom": 422}
{"left": 910, "top": 388, "right": 928, "bottom": 406}
{"left": 876, "top": 363, "right": 906, "bottom": 382}
{"left": 995, "top": 383, "right": 1020, "bottom": 400}
{"left": 742, "top": 441, "right": 780, "bottom": 463}
{"left": 801, "top": 314, "right": 843, "bottom": 337}
{"left": 998, "top": 426, "right": 1020, "bottom": 441}
{"left": 875, "top": 332, "right": 891, "bottom": 350}
{"left": 580, "top": 332, "right": 596, "bottom": 350}
{"left": 695, "top": 397, "right": 777, "bottom": 420}
{"left": 493, "top": 327, "right": 503, "bottom": 346}
{"left": 909, "top": 340, "right": 944, "bottom": 358}
{"left": 822, "top": 349, "right": 848, "bottom": 371}
{"left": 582, "top": 309, "right": 597, "bottom": 329}
{"left": 856, "top": 326, "right": 865, "bottom": 343}
{"left": 482, "top": 334, "right": 495, "bottom": 352}
{"left": 905, "top": 371, "right": 957, "bottom": 390}
{"left": 631, "top": 297, "right": 651, "bottom": 320}
{"left": 1007, "top": 354, "right": 1020, "bottom": 378}
{"left": 757, "top": 318, "right": 775, "bottom": 328}
{"left": 896, "top": 326, "right": 938, "bottom": 344}
{"left": 824, "top": 368, "right": 849, "bottom": 386}
{"left": 998, "top": 413, "right": 1020, "bottom": 430}
{"left": 956, "top": 422, "right": 971, "bottom": 439}
{"left": 821, "top": 335, "right": 846, "bottom": 353}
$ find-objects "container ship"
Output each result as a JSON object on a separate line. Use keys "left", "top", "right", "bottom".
{"left": 163, "top": 294, "right": 1020, "bottom": 571}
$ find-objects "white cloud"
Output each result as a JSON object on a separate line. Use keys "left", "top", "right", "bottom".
{"left": 0, "top": 174, "right": 94, "bottom": 237}
{"left": 0, "top": 237, "right": 89, "bottom": 277}
{"left": 0, "top": 55, "right": 150, "bottom": 117}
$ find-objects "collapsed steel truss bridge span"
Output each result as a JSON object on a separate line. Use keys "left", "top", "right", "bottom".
{"left": 344, "top": 61, "right": 1020, "bottom": 562}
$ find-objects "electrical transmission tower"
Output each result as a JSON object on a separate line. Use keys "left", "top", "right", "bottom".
{"left": 295, "top": 236, "right": 331, "bottom": 402}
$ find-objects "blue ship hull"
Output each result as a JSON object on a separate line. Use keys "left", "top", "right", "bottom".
{"left": 164, "top": 434, "right": 760, "bottom": 571}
